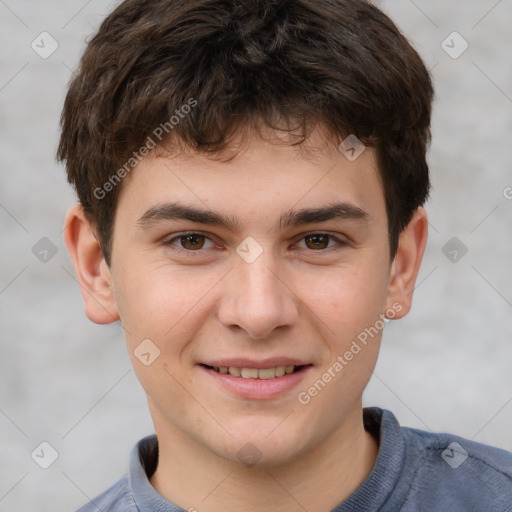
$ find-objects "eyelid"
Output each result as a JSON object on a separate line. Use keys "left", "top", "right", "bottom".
{"left": 163, "top": 231, "right": 218, "bottom": 253}
{"left": 292, "top": 231, "right": 348, "bottom": 250}
{"left": 162, "top": 230, "right": 349, "bottom": 254}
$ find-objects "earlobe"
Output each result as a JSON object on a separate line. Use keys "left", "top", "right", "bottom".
{"left": 385, "top": 207, "right": 428, "bottom": 319}
{"left": 63, "top": 204, "right": 120, "bottom": 324}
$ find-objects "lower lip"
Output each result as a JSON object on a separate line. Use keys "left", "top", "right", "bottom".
{"left": 200, "top": 365, "right": 312, "bottom": 400}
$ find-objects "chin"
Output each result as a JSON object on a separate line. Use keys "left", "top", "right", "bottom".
{"left": 213, "top": 418, "right": 312, "bottom": 469}
{"left": 224, "top": 442, "right": 304, "bottom": 469}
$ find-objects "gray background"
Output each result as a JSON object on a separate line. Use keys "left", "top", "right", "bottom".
{"left": 1, "top": 0, "right": 511, "bottom": 510}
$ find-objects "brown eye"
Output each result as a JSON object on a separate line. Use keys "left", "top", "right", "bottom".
{"left": 304, "top": 234, "right": 330, "bottom": 250}
{"left": 295, "top": 233, "right": 347, "bottom": 252}
{"left": 165, "top": 232, "right": 215, "bottom": 252}
{"left": 179, "top": 234, "right": 206, "bottom": 250}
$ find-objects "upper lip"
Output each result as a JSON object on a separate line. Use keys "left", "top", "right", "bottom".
{"left": 200, "top": 358, "right": 312, "bottom": 369}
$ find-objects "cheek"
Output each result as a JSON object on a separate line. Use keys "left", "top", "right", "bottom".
{"left": 114, "top": 263, "right": 220, "bottom": 349}
{"left": 296, "top": 271, "right": 385, "bottom": 426}
{"left": 116, "top": 265, "right": 211, "bottom": 413}
{"left": 298, "top": 260, "right": 390, "bottom": 337}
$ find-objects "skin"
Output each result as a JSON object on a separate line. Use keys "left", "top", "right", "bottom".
{"left": 64, "top": 126, "right": 428, "bottom": 512}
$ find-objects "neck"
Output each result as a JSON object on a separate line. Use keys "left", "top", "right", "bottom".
{"left": 149, "top": 405, "right": 379, "bottom": 512}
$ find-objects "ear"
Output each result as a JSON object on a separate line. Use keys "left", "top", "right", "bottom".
{"left": 385, "top": 207, "right": 428, "bottom": 319}
{"left": 63, "top": 204, "right": 120, "bottom": 324}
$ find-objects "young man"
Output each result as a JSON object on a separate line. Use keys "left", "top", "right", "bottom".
{"left": 59, "top": 0, "right": 512, "bottom": 510}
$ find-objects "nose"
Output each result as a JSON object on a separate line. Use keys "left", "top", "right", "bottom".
{"left": 216, "top": 248, "right": 300, "bottom": 340}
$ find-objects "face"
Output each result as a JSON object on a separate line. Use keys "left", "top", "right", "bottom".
{"left": 68, "top": 127, "right": 426, "bottom": 468}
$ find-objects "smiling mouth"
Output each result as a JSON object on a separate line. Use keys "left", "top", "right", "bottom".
{"left": 200, "top": 364, "right": 309, "bottom": 379}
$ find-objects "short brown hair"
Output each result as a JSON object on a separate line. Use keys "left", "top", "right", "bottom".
{"left": 57, "top": 0, "right": 434, "bottom": 266}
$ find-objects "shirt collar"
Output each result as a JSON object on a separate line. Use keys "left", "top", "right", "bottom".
{"left": 331, "top": 407, "right": 406, "bottom": 511}
{"left": 129, "top": 407, "right": 406, "bottom": 512}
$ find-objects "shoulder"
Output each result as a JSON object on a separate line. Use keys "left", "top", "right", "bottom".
{"left": 399, "top": 425, "right": 512, "bottom": 511}
{"left": 75, "top": 475, "right": 137, "bottom": 512}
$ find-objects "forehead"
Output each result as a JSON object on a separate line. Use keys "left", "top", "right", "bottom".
{"left": 115, "top": 130, "right": 386, "bottom": 231}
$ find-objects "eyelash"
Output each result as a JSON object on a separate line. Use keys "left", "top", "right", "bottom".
{"left": 162, "top": 231, "right": 348, "bottom": 256}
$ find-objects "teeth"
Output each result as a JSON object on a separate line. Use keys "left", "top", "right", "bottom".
{"left": 258, "top": 368, "right": 276, "bottom": 380}
{"left": 241, "top": 367, "right": 259, "bottom": 378}
{"left": 212, "top": 365, "right": 299, "bottom": 379}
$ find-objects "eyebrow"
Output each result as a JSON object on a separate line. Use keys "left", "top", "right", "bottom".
{"left": 136, "top": 201, "right": 369, "bottom": 232}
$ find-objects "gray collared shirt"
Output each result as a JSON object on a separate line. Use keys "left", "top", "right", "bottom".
{"left": 76, "top": 408, "right": 512, "bottom": 511}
